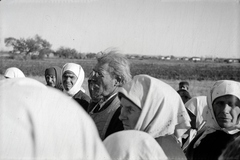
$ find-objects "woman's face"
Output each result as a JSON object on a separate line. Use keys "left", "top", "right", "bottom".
{"left": 213, "top": 95, "right": 240, "bottom": 129}
{"left": 119, "top": 97, "right": 141, "bottom": 130}
{"left": 45, "top": 74, "right": 57, "bottom": 87}
{"left": 62, "top": 71, "right": 77, "bottom": 91}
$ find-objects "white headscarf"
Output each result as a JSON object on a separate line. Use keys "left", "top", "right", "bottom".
{"left": 119, "top": 74, "right": 191, "bottom": 140}
{"left": 185, "top": 96, "right": 208, "bottom": 129}
{"left": 62, "top": 63, "right": 85, "bottom": 96}
{"left": 103, "top": 130, "right": 168, "bottom": 160}
{"left": 0, "top": 78, "right": 111, "bottom": 160}
{"left": 193, "top": 80, "right": 240, "bottom": 148}
{"left": 4, "top": 67, "right": 25, "bottom": 78}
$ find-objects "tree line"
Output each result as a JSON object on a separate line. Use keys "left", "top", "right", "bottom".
{"left": 4, "top": 35, "right": 98, "bottom": 60}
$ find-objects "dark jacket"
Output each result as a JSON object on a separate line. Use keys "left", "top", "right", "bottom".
{"left": 89, "top": 94, "right": 124, "bottom": 140}
{"left": 73, "top": 90, "right": 91, "bottom": 112}
{"left": 186, "top": 130, "right": 240, "bottom": 160}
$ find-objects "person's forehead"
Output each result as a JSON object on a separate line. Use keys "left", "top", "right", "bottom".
{"left": 63, "top": 70, "right": 76, "bottom": 76}
{"left": 46, "top": 74, "right": 55, "bottom": 77}
{"left": 215, "top": 95, "right": 239, "bottom": 102}
{"left": 121, "top": 96, "right": 140, "bottom": 109}
{"left": 94, "top": 63, "right": 110, "bottom": 71}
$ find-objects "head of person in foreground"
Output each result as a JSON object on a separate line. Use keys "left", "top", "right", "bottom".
{"left": 103, "top": 130, "right": 168, "bottom": 160}
{"left": 0, "top": 78, "right": 110, "bottom": 160}
{"left": 4, "top": 67, "right": 25, "bottom": 78}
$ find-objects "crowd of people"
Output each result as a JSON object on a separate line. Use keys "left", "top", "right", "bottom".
{"left": 1, "top": 49, "right": 240, "bottom": 160}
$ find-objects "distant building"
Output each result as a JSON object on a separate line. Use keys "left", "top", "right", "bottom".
{"left": 224, "top": 59, "right": 239, "bottom": 63}
{"left": 205, "top": 58, "right": 215, "bottom": 62}
{"left": 181, "top": 57, "right": 190, "bottom": 61}
{"left": 190, "top": 57, "right": 201, "bottom": 62}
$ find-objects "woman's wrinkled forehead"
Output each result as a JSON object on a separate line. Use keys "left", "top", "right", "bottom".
{"left": 62, "top": 63, "right": 80, "bottom": 77}
{"left": 211, "top": 80, "right": 240, "bottom": 103}
{"left": 63, "top": 70, "right": 77, "bottom": 77}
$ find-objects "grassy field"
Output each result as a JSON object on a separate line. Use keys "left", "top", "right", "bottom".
{"left": 1, "top": 58, "right": 239, "bottom": 97}
{"left": 0, "top": 74, "right": 214, "bottom": 98}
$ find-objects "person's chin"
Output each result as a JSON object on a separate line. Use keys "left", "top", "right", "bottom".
{"left": 123, "top": 125, "right": 131, "bottom": 130}
{"left": 218, "top": 120, "right": 234, "bottom": 129}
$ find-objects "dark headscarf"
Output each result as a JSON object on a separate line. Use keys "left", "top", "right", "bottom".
{"left": 45, "top": 66, "right": 63, "bottom": 91}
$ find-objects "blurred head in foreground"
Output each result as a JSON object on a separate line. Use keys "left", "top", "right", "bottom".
{"left": 0, "top": 78, "right": 110, "bottom": 160}
{"left": 103, "top": 130, "right": 168, "bottom": 160}
{"left": 4, "top": 67, "right": 25, "bottom": 78}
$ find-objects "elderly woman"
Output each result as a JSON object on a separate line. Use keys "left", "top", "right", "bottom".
{"left": 103, "top": 130, "right": 168, "bottom": 160}
{"left": 0, "top": 78, "right": 111, "bottom": 160}
{"left": 45, "top": 66, "right": 63, "bottom": 91}
{"left": 118, "top": 74, "right": 191, "bottom": 160}
{"left": 185, "top": 80, "right": 240, "bottom": 160}
{"left": 62, "top": 63, "right": 90, "bottom": 111}
{"left": 4, "top": 67, "right": 25, "bottom": 78}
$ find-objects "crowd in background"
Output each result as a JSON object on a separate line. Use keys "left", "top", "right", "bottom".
{"left": 1, "top": 49, "right": 240, "bottom": 160}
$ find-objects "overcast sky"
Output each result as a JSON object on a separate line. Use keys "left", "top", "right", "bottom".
{"left": 0, "top": 0, "right": 239, "bottom": 58}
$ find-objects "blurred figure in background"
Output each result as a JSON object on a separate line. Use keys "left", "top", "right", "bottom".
{"left": 179, "top": 81, "right": 189, "bottom": 91}
{"left": 88, "top": 49, "right": 132, "bottom": 140}
{"left": 118, "top": 74, "right": 191, "bottom": 160}
{"left": 0, "top": 78, "right": 111, "bottom": 160}
{"left": 185, "top": 80, "right": 240, "bottom": 160}
{"left": 177, "top": 89, "right": 192, "bottom": 104}
{"left": 62, "top": 63, "right": 90, "bottom": 111}
{"left": 45, "top": 66, "right": 63, "bottom": 91}
{"left": 4, "top": 67, "right": 25, "bottom": 78}
{"left": 103, "top": 130, "right": 168, "bottom": 160}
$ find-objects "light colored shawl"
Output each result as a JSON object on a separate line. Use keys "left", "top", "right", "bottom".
{"left": 119, "top": 74, "right": 191, "bottom": 140}
{"left": 4, "top": 67, "right": 25, "bottom": 78}
{"left": 103, "top": 130, "right": 168, "bottom": 160}
{"left": 0, "top": 78, "right": 111, "bottom": 160}
{"left": 193, "top": 80, "right": 240, "bottom": 148}
{"left": 185, "top": 96, "right": 208, "bottom": 129}
{"left": 62, "top": 63, "right": 85, "bottom": 96}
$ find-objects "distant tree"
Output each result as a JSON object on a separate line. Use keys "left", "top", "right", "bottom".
{"left": 86, "top": 52, "right": 96, "bottom": 59}
{"left": 55, "top": 47, "right": 79, "bottom": 59}
{"left": 4, "top": 35, "right": 52, "bottom": 57}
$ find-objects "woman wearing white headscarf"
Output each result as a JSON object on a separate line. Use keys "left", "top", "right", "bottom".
{"left": 62, "top": 63, "right": 90, "bottom": 111}
{"left": 0, "top": 78, "right": 111, "bottom": 160}
{"left": 185, "top": 80, "right": 240, "bottom": 160}
{"left": 4, "top": 67, "right": 25, "bottom": 78}
{"left": 118, "top": 74, "right": 191, "bottom": 160}
{"left": 103, "top": 130, "right": 169, "bottom": 160}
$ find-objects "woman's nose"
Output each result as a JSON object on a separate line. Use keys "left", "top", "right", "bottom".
{"left": 119, "top": 108, "right": 126, "bottom": 120}
{"left": 222, "top": 104, "right": 231, "bottom": 113}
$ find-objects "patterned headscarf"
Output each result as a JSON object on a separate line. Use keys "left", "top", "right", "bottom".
{"left": 119, "top": 74, "right": 191, "bottom": 139}
{"left": 4, "top": 67, "right": 25, "bottom": 78}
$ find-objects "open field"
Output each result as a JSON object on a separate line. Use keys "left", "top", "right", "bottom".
{"left": 1, "top": 58, "right": 239, "bottom": 97}
{"left": 0, "top": 74, "right": 214, "bottom": 98}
